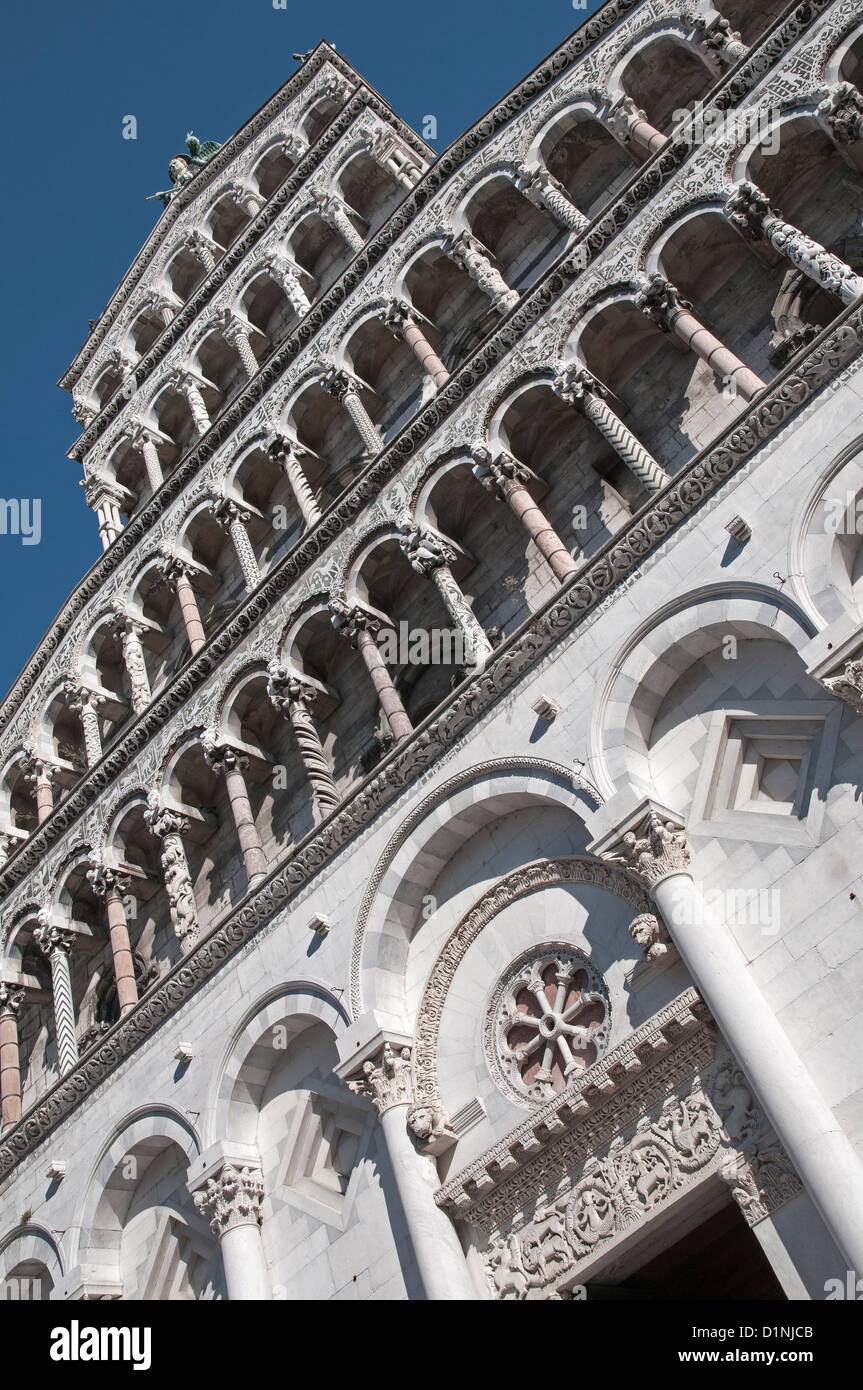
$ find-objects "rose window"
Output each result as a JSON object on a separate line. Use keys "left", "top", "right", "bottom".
{"left": 487, "top": 947, "right": 610, "bottom": 1103}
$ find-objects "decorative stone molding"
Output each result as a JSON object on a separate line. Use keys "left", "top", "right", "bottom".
{"left": 823, "top": 657, "right": 863, "bottom": 713}
{"left": 192, "top": 1162, "right": 265, "bottom": 1235}
{"left": 816, "top": 80, "right": 863, "bottom": 144}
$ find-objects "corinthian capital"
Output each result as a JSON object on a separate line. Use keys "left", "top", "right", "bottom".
{"left": 724, "top": 181, "right": 772, "bottom": 238}
{"left": 200, "top": 726, "right": 249, "bottom": 775}
{"left": 588, "top": 801, "right": 691, "bottom": 891}
{"left": 552, "top": 365, "right": 606, "bottom": 407}
{"left": 635, "top": 273, "right": 693, "bottom": 330}
{"left": 397, "top": 524, "right": 457, "bottom": 576}
{"left": 823, "top": 657, "right": 863, "bottom": 714}
{"left": 193, "top": 1162, "right": 265, "bottom": 1236}
{"left": 86, "top": 859, "right": 132, "bottom": 899}
{"left": 347, "top": 1041, "right": 414, "bottom": 1114}
{"left": 266, "top": 662, "right": 319, "bottom": 713}
{"left": 328, "top": 597, "right": 381, "bottom": 644}
{"left": 144, "top": 790, "right": 191, "bottom": 839}
{"left": 0, "top": 982, "right": 24, "bottom": 1018}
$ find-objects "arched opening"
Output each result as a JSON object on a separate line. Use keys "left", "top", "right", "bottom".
{"left": 540, "top": 109, "right": 638, "bottom": 218}
{"left": 207, "top": 194, "right": 251, "bottom": 251}
{"left": 289, "top": 209, "right": 358, "bottom": 293}
{"left": 620, "top": 36, "right": 716, "bottom": 133}
{"left": 338, "top": 149, "right": 407, "bottom": 233}
{"left": 344, "top": 315, "right": 430, "bottom": 440}
{"left": 403, "top": 246, "right": 495, "bottom": 371}
{"left": 465, "top": 176, "right": 567, "bottom": 293}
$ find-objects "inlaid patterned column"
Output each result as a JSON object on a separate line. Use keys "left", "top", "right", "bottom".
{"left": 588, "top": 800, "right": 863, "bottom": 1274}
{"left": 441, "top": 229, "right": 519, "bottom": 314}
{"left": 63, "top": 682, "right": 105, "bottom": 767}
{"left": 635, "top": 273, "right": 765, "bottom": 401}
{"left": 33, "top": 922, "right": 79, "bottom": 1075}
{"left": 725, "top": 181, "right": 863, "bottom": 306}
{"left": 87, "top": 864, "right": 138, "bottom": 1016}
{"left": 20, "top": 745, "right": 56, "bottom": 824}
{"left": 470, "top": 444, "right": 578, "bottom": 582}
{"left": 382, "top": 301, "right": 450, "bottom": 389}
{"left": 176, "top": 373, "right": 213, "bottom": 435}
{"left": 397, "top": 525, "right": 493, "bottom": 669}
{"left": 159, "top": 554, "right": 207, "bottom": 657}
{"left": 679, "top": 2, "right": 748, "bottom": 65}
{"left": 266, "top": 665, "right": 340, "bottom": 816}
{"left": 816, "top": 81, "right": 863, "bottom": 145}
{"left": 339, "top": 1037, "right": 475, "bottom": 1301}
{"left": 221, "top": 315, "right": 260, "bottom": 380}
{"left": 209, "top": 495, "right": 261, "bottom": 591}
{"left": 131, "top": 425, "right": 164, "bottom": 492}
{"left": 112, "top": 606, "right": 152, "bottom": 715}
{"left": 322, "top": 368, "right": 383, "bottom": 456}
{"left": 515, "top": 164, "right": 589, "bottom": 234}
{"left": 266, "top": 435, "right": 322, "bottom": 529}
{"left": 605, "top": 93, "right": 667, "bottom": 158}
{"left": 201, "top": 729, "right": 269, "bottom": 888}
{"left": 553, "top": 367, "right": 669, "bottom": 493}
{"left": 314, "top": 193, "right": 365, "bottom": 254}
{"left": 193, "top": 1161, "right": 269, "bottom": 1300}
{"left": 261, "top": 255, "right": 313, "bottom": 317}
{"left": 144, "top": 795, "right": 199, "bottom": 950}
{"left": 329, "top": 600, "right": 413, "bottom": 742}
{"left": 0, "top": 984, "right": 24, "bottom": 1129}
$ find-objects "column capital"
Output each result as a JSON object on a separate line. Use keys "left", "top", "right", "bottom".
{"left": 187, "top": 230, "right": 219, "bottom": 262}
{"left": 266, "top": 662, "right": 319, "bottom": 714}
{"left": 33, "top": 922, "right": 76, "bottom": 959}
{"left": 634, "top": 272, "right": 693, "bottom": 330}
{"left": 605, "top": 93, "right": 649, "bottom": 144}
{"left": 328, "top": 597, "right": 382, "bottom": 645}
{"left": 192, "top": 1161, "right": 265, "bottom": 1235}
{"left": 208, "top": 492, "right": 252, "bottom": 531}
{"left": 588, "top": 799, "right": 691, "bottom": 893}
{"left": 823, "top": 656, "right": 863, "bottom": 714}
{"left": 320, "top": 365, "right": 356, "bottom": 401}
{"left": 723, "top": 180, "right": 773, "bottom": 238}
{"left": 344, "top": 1040, "right": 415, "bottom": 1115}
{"left": 552, "top": 364, "right": 606, "bottom": 407}
{"left": 157, "top": 549, "right": 196, "bottom": 588}
{"left": 0, "top": 983, "right": 24, "bottom": 1018}
{"left": 200, "top": 726, "right": 250, "bottom": 775}
{"left": 62, "top": 680, "right": 105, "bottom": 715}
{"left": 397, "top": 523, "right": 457, "bottom": 576}
{"left": 680, "top": 4, "right": 746, "bottom": 62}
{"left": 816, "top": 80, "right": 863, "bottom": 145}
{"left": 144, "top": 792, "right": 191, "bottom": 840}
{"left": 282, "top": 130, "right": 309, "bottom": 162}
{"left": 470, "top": 441, "right": 535, "bottom": 493}
{"left": 19, "top": 743, "right": 57, "bottom": 786}
{"left": 86, "top": 860, "right": 132, "bottom": 900}
{"left": 381, "top": 297, "right": 417, "bottom": 334}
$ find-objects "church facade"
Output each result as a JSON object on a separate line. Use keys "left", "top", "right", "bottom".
{"left": 1, "top": 0, "right": 863, "bottom": 1300}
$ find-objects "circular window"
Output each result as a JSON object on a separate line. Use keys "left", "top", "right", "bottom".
{"left": 485, "top": 944, "right": 610, "bottom": 1105}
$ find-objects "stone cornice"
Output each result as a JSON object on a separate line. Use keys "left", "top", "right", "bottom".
{"left": 0, "top": 0, "right": 830, "bottom": 741}
{"left": 0, "top": 298, "right": 860, "bottom": 1181}
{"left": 57, "top": 44, "right": 363, "bottom": 390}
{"left": 434, "top": 987, "right": 711, "bottom": 1227}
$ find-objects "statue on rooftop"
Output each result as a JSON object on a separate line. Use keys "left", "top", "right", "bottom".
{"left": 146, "top": 131, "right": 223, "bottom": 207}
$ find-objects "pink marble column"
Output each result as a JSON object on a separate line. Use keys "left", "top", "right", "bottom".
{"left": 329, "top": 601, "right": 413, "bottom": 742}
{"left": 87, "top": 865, "right": 139, "bottom": 1016}
{"left": 635, "top": 274, "right": 765, "bottom": 401}
{"left": 382, "top": 301, "right": 450, "bottom": 389}
{"left": 0, "top": 984, "right": 24, "bottom": 1130}
{"left": 201, "top": 732, "right": 269, "bottom": 888}
{"left": 161, "top": 556, "right": 207, "bottom": 656}
{"left": 21, "top": 748, "right": 55, "bottom": 824}
{"left": 471, "top": 445, "right": 578, "bottom": 582}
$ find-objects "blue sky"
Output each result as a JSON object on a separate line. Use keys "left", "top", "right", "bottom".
{"left": 0, "top": 0, "right": 600, "bottom": 703}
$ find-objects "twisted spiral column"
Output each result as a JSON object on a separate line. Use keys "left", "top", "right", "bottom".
{"left": 267, "top": 666, "right": 340, "bottom": 816}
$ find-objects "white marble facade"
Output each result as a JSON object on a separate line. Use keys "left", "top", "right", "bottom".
{"left": 1, "top": 0, "right": 863, "bottom": 1301}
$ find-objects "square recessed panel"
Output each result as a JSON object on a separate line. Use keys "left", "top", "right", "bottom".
{"left": 274, "top": 1083, "right": 373, "bottom": 1231}
{"left": 688, "top": 703, "right": 841, "bottom": 846}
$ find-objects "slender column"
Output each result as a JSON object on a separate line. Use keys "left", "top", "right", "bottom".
{"left": 470, "top": 444, "right": 578, "bottom": 582}
{"left": 132, "top": 427, "right": 164, "bottom": 492}
{"left": 63, "top": 683, "right": 104, "bottom": 767}
{"left": 679, "top": 3, "right": 748, "bottom": 65}
{"left": 360, "top": 128, "right": 423, "bottom": 189}
{"left": 635, "top": 273, "right": 765, "bottom": 401}
{"left": 148, "top": 293, "right": 177, "bottom": 328}
{"left": 589, "top": 803, "right": 863, "bottom": 1274}
{"left": 20, "top": 746, "right": 56, "bottom": 824}
{"left": 605, "top": 93, "right": 667, "bottom": 157}
{"left": 314, "top": 194, "right": 365, "bottom": 254}
{"left": 222, "top": 316, "right": 259, "bottom": 380}
{"left": 85, "top": 480, "right": 125, "bottom": 550}
{"left": 33, "top": 922, "right": 79, "bottom": 1075}
{"left": 266, "top": 435, "right": 322, "bottom": 529}
{"left": 816, "top": 81, "right": 863, "bottom": 146}
{"left": 177, "top": 374, "right": 212, "bottom": 435}
{"left": 322, "top": 368, "right": 383, "bottom": 456}
{"left": 342, "top": 1040, "right": 475, "bottom": 1301}
{"left": 188, "top": 232, "right": 217, "bottom": 274}
{"left": 382, "top": 301, "right": 450, "bottom": 388}
{"left": 262, "top": 256, "right": 312, "bottom": 317}
{"left": 266, "top": 666, "right": 340, "bottom": 816}
{"left": 87, "top": 864, "right": 138, "bottom": 1016}
{"left": 144, "top": 796, "right": 199, "bottom": 950}
{"left": 0, "top": 984, "right": 24, "bottom": 1130}
{"left": 112, "top": 607, "right": 152, "bottom": 715}
{"left": 160, "top": 555, "right": 207, "bottom": 656}
{"left": 210, "top": 495, "right": 260, "bottom": 591}
{"left": 201, "top": 730, "right": 269, "bottom": 888}
{"left": 725, "top": 181, "right": 863, "bottom": 306}
{"left": 329, "top": 600, "right": 413, "bottom": 741}
{"left": 515, "top": 164, "right": 589, "bottom": 234}
{"left": 442, "top": 229, "right": 519, "bottom": 314}
{"left": 193, "top": 1163, "right": 269, "bottom": 1300}
{"left": 0, "top": 835, "right": 11, "bottom": 869}
{"left": 398, "top": 525, "right": 493, "bottom": 669}
{"left": 553, "top": 367, "right": 669, "bottom": 493}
